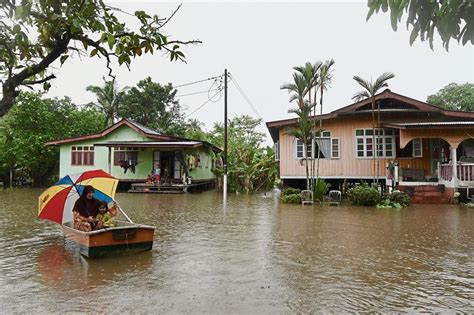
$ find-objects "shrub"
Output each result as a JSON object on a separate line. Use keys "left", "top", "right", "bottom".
{"left": 313, "top": 178, "right": 331, "bottom": 202}
{"left": 281, "top": 187, "right": 301, "bottom": 196}
{"left": 377, "top": 191, "right": 411, "bottom": 208}
{"left": 347, "top": 183, "right": 381, "bottom": 206}
{"left": 281, "top": 187, "right": 302, "bottom": 203}
{"left": 281, "top": 193, "right": 302, "bottom": 204}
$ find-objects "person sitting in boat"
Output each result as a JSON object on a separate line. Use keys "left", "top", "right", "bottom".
{"left": 72, "top": 185, "right": 104, "bottom": 231}
{"left": 96, "top": 201, "right": 116, "bottom": 228}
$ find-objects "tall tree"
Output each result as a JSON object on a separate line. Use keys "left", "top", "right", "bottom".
{"left": 119, "top": 77, "right": 185, "bottom": 136}
{"left": 281, "top": 73, "right": 312, "bottom": 190}
{"left": 315, "top": 59, "right": 335, "bottom": 181}
{"left": 0, "top": 1, "right": 199, "bottom": 117}
{"left": 86, "top": 78, "right": 125, "bottom": 127}
{"left": 294, "top": 62, "right": 322, "bottom": 193}
{"left": 366, "top": 0, "right": 474, "bottom": 50}
{"left": 209, "top": 115, "right": 278, "bottom": 193}
{"left": 0, "top": 92, "right": 104, "bottom": 185}
{"left": 427, "top": 83, "right": 474, "bottom": 111}
{"left": 352, "top": 72, "right": 395, "bottom": 185}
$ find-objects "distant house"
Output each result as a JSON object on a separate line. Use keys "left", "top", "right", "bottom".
{"left": 266, "top": 89, "right": 474, "bottom": 203}
{"left": 47, "top": 119, "right": 221, "bottom": 186}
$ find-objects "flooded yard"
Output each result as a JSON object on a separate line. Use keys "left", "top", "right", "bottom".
{"left": 1, "top": 189, "right": 473, "bottom": 313}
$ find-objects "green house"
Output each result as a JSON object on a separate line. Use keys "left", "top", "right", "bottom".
{"left": 47, "top": 119, "right": 220, "bottom": 185}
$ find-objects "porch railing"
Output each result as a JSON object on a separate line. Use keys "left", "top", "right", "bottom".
{"left": 440, "top": 163, "right": 474, "bottom": 182}
{"left": 440, "top": 164, "right": 452, "bottom": 181}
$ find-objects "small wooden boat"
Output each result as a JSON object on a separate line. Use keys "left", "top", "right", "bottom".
{"left": 62, "top": 221, "right": 155, "bottom": 258}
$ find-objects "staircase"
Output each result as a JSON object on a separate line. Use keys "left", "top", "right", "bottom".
{"left": 397, "top": 185, "right": 451, "bottom": 204}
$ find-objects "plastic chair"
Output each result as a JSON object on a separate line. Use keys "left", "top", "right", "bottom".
{"left": 301, "top": 190, "right": 313, "bottom": 205}
{"left": 328, "top": 190, "right": 341, "bottom": 205}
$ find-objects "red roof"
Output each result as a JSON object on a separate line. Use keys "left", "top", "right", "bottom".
{"left": 46, "top": 119, "right": 181, "bottom": 145}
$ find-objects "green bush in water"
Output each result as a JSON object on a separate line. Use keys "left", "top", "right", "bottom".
{"left": 347, "top": 183, "right": 381, "bottom": 206}
{"left": 281, "top": 187, "right": 301, "bottom": 196}
{"left": 281, "top": 193, "right": 302, "bottom": 204}
{"left": 313, "top": 178, "right": 331, "bottom": 202}
{"left": 377, "top": 191, "right": 411, "bottom": 209}
{"left": 281, "top": 187, "right": 302, "bottom": 203}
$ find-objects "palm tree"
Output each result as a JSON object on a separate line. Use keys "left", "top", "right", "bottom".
{"left": 286, "top": 103, "right": 313, "bottom": 190}
{"left": 86, "top": 78, "right": 125, "bottom": 127}
{"left": 316, "top": 59, "right": 335, "bottom": 181}
{"left": 294, "top": 62, "right": 322, "bottom": 192}
{"left": 352, "top": 72, "right": 395, "bottom": 185}
{"left": 281, "top": 73, "right": 308, "bottom": 110}
{"left": 281, "top": 73, "right": 312, "bottom": 189}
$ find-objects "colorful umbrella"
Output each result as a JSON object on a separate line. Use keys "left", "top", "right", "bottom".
{"left": 38, "top": 169, "right": 118, "bottom": 224}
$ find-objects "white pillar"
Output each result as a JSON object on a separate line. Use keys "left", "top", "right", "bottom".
{"left": 223, "top": 174, "right": 227, "bottom": 203}
{"left": 108, "top": 147, "right": 112, "bottom": 175}
{"left": 451, "top": 147, "right": 457, "bottom": 184}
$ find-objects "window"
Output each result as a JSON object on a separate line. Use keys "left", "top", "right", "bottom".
{"left": 71, "top": 146, "right": 94, "bottom": 166}
{"left": 413, "top": 138, "right": 423, "bottom": 157}
{"left": 296, "top": 139, "right": 312, "bottom": 159}
{"left": 296, "top": 131, "right": 335, "bottom": 159}
{"left": 331, "top": 139, "right": 340, "bottom": 158}
{"left": 396, "top": 138, "right": 423, "bottom": 158}
{"left": 114, "top": 147, "right": 138, "bottom": 165}
{"left": 355, "top": 129, "right": 395, "bottom": 158}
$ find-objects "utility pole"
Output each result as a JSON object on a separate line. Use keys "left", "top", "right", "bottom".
{"left": 223, "top": 69, "right": 228, "bottom": 200}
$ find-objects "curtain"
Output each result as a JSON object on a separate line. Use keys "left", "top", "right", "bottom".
{"left": 316, "top": 138, "right": 331, "bottom": 158}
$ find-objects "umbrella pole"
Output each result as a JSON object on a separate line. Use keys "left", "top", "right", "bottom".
{"left": 116, "top": 204, "right": 134, "bottom": 224}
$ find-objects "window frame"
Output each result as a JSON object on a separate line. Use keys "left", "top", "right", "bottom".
{"left": 71, "top": 146, "right": 94, "bottom": 166}
{"left": 355, "top": 129, "right": 395, "bottom": 159}
{"left": 113, "top": 147, "right": 139, "bottom": 166}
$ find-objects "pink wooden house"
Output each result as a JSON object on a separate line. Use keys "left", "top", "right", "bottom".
{"left": 266, "top": 89, "right": 474, "bottom": 203}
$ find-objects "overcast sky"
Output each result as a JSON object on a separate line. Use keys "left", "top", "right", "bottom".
{"left": 45, "top": 1, "right": 474, "bottom": 145}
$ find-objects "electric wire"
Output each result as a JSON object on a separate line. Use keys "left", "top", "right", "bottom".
{"left": 228, "top": 73, "right": 263, "bottom": 120}
{"left": 185, "top": 89, "right": 223, "bottom": 118}
{"left": 176, "top": 88, "right": 221, "bottom": 98}
{"left": 174, "top": 75, "right": 222, "bottom": 88}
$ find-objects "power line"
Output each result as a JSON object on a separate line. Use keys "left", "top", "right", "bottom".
{"left": 185, "top": 89, "right": 222, "bottom": 118}
{"left": 176, "top": 88, "right": 221, "bottom": 98}
{"left": 174, "top": 75, "right": 222, "bottom": 89}
{"left": 228, "top": 73, "right": 263, "bottom": 120}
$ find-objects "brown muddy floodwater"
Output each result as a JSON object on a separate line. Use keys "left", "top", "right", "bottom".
{"left": 0, "top": 189, "right": 473, "bottom": 313}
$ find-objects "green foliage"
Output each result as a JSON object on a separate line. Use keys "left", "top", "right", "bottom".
{"left": 366, "top": 0, "right": 474, "bottom": 50}
{"left": 281, "top": 193, "right": 302, "bottom": 204}
{"left": 377, "top": 191, "right": 411, "bottom": 209}
{"left": 281, "top": 187, "right": 302, "bottom": 196}
{"left": 0, "top": 1, "right": 198, "bottom": 116}
{"left": 0, "top": 92, "right": 104, "bottom": 185}
{"left": 427, "top": 83, "right": 474, "bottom": 111}
{"left": 313, "top": 178, "right": 331, "bottom": 202}
{"left": 86, "top": 78, "right": 126, "bottom": 127}
{"left": 118, "top": 77, "right": 186, "bottom": 136}
{"left": 281, "top": 187, "right": 302, "bottom": 204}
{"left": 347, "top": 183, "right": 381, "bottom": 206}
{"left": 209, "top": 115, "right": 279, "bottom": 193}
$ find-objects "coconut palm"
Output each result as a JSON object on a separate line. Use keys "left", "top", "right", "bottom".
{"left": 316, "top": 59, "right": 335, "bottom": 181}
{"left": 352, "top": 72, "right": 395, "bottom": 184}
{"left": 86, "top": 78, "right": 125, "bottom": 127}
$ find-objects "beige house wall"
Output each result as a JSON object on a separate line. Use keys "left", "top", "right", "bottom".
{"left": 279, "top": 117, "right": 431, "bottom": 178}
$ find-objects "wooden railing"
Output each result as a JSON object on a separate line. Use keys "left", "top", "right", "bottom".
{"left": 440, "top": 164, "right": 452, "bottom": 181}
{"left": 440, "top": 163, "right": 474, "bottom": 182}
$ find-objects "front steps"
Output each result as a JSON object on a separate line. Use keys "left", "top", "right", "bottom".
{"left": 397, "top": 185, "right": 453, "bottom": 204}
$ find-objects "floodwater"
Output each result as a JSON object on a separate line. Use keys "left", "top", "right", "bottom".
{"left": 1, "top": 189, "right": 473, "bottom": 313}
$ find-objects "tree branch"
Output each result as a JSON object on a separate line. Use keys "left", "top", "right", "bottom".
{"left": 22, "top": 74, "right": 56, "bottom": 86}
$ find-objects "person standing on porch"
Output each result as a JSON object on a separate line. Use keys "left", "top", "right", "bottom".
{"left": 153, "top": 162, "right": 161, "bottom": 185}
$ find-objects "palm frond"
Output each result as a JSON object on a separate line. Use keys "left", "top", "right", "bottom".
{"left": 353, "top": 75, "right": 372, "bottom": 93}
{"left": 373, "top": 72, "right": 395, "bottom": 91}
{"left": 352, "top": 90, "right": 371, "bottom": 101}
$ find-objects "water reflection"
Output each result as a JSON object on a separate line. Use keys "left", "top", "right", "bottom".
{"left": 0, "top": 189, "right": 473, "bottom": 313}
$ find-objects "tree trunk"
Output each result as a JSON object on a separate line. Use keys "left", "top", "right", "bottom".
{"left": 371, "top": 97, "right": 376, "bottom": 185}
{"left": 316, "top": 88, "right": 324, "bottom": 180}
